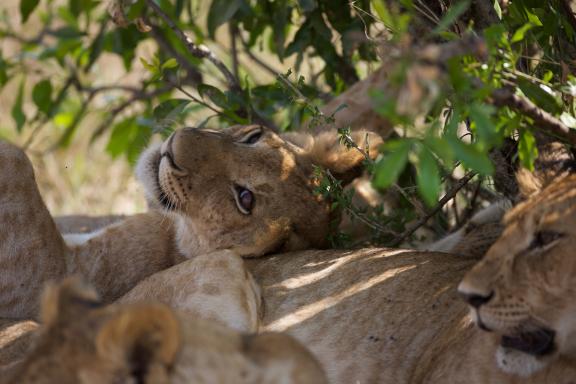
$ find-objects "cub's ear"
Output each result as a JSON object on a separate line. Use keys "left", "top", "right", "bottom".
{"left": 40, "top": 276, "right": 100, "bottom": 326}
{"left": 96, "top": 304, "right": 180, "bottom": 384}
{"left": 307, "top": 130, "right": 383, "bottom": 185}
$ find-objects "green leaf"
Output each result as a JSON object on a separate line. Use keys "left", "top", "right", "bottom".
{"left": 32, "top": 79, "right": 53, "bottom": 115}
{"left": 511, "top": 22, "right": 535, "bottom": 43}
{"left": 161, "top": 58, "right": 179, "bottom": 71}
{"left": 432, "top": 0, "right": 470, "bottom": 35}
{"left": 20, "top": 0, "right": 40, "bottom": 23}
{"left": 207, "top": 0, "right": 241, "bottom": 37}
{"left": 493, "top": 0, "right": 502, "bottom": 19}
{"left": 373, "top": 140, "right": 411, "bottom": 189}
{"left": 447, "top": 138, "right": 494, "bottom": 175}
{"left": 416, "top": 147, "right": 440, "bottom": 207}
{"left": 153, "top": 99, "right": 191, "bottom": 126}
{"left": 518, "top": 79, "right": 562, "bottom": 115}
{"left": 106, "top": 117, "right": 137, "bottom": 158}
{"left": 469, "top": 103, "right": 497, "bottom": 146}
{"left": 11, "top": 79, "right": 26, "bottom": 133}
{"left": 198, "top": 83, "right": 228, "bottom": 109}
{"left": 518, "top": 129, "right": 538, "bottom": 171}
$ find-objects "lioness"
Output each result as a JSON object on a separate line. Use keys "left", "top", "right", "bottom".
{"left": 7, "top": 175, "right": 576, "bottom": 384}
{"left": 3, "top": 128, "right": 576, "bottom": 383}
{"left": 2, "top": 278, "right": 327, "bottom": 384}
{"left": 0, "top": 125, "right": 381, "bottom": 320}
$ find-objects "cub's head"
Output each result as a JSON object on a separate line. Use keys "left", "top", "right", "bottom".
{"left": 7, "top": 278, "right": 327, "bottom": 384}
{"left": 458, "top": 174, "right": 576, "bottom": 377}
{"left": 137, "top": 125, "right": 381, "bottom": 257}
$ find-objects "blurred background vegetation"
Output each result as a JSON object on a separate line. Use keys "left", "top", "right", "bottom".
{"left": 1, "top": 0, "right": 575, "bottom": 246}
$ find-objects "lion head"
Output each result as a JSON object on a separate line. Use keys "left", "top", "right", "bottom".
{"left": 5, "top": 278, "right": 327, "bottom": 383}
{"left": 136, "top": 125, "right": 381, "bottom": 258}
{"left": 458, "top": 174, "right": 576, "bottom": 377}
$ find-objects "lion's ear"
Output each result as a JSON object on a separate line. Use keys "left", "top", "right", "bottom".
{"left": 96, "top": 304, "right": 180, "bottom": 383}
{"left": 307, "top": 130, "right": 382, "bottom": 185}
{"left": 40, "top": 276, "right": 100, "bottom": 326}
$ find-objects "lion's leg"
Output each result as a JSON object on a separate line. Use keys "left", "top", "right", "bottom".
{"left": 0, "top": 142, "right": 67, "bottom": 319}
{"left": 119, "top": 250, "right": 261, "bottom": 332}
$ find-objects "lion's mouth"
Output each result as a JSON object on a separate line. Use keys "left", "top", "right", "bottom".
{"left": 500, "top": 328, "right": 555, "bottom": 356}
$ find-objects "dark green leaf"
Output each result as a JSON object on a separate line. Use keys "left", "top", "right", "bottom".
{"left": 432, "top": 0, "right": 470, "bottom": 35}
{"left": 50, "top": 26, "right": 86, "bottom": 39}
{"left": 106, "top": 118, "right": 137, "bottom": 158}
{"left": 447, "top": 138, "right": 494, "bottom": 175}
{"left": 20, "top": 0, "right": 40, "bottom": 23}
{"left": 32, "top": 79, "right": 53, "bottom": 115}
{"left": 153, "top": 99, "right": 191, "bottom": 127}
{"left": 297, "top": 0, "right": 317, "bottom": 13}
{"left": 11, "top": 79, "right": 26, "bottom": 133}
{"left": 373, "top": 140, "right": 411, "bottom": 189}
{"left": 469, "top": 103, "right": 498, "bottom": 146}
{"left": 416, "top": 147, "right": 440, "bottom": 207}
{"left": 207, "top": 0, "right": 241, "bottom": 37}
{"left": 198, "top": 84, "right": 228, "bottom": 109}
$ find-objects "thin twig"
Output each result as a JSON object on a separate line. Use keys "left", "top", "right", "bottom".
{"left": 390, "top": 171, "right": 477, "bottom": 247}
{"left": 229, "top": 23, "right": 239, "bottom": 80}
{"left": 144, "top": 0, "right": 240, "bottom": 91}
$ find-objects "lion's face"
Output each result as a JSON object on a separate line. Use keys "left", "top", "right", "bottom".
{"left": 137, "top": 125, "right": 381, "bottom": 258}
{"left": 458, "top": 175, "right": 576, "bottom": 376}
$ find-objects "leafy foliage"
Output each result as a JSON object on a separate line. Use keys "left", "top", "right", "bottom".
{"left": 2, "top": 0, "right": 576, "bottom": 246}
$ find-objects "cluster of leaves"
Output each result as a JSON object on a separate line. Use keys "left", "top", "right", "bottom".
{"left": 1, "top": 0, "right": 379, "bottom": 162}
{"left": 2, "top": 0, "right": 576, "bottom": 245}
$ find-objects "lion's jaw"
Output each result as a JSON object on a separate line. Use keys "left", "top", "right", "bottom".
{"left": 136, "top": 125, "right": 332, "bottom": 259}
{"left": 459, "top": 175, "right": 576, "bottom": 377}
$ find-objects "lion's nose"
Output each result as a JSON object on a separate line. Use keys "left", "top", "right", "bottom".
{"left": 458, "top": 289, "right": 494, "bottom": 308}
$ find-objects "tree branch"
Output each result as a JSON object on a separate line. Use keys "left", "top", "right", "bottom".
{"left": 144, "top": 0, "right": 240, "bottom": 91}
{"left": 390, "top": 171, "right": 477, "bottom": 247}
{"left": 491, "top": 88, "right": 576, "bottom": 146}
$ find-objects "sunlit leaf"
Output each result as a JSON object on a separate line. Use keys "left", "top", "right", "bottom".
{"left": 518, "top": 128, "right": 538, "bottom": 171}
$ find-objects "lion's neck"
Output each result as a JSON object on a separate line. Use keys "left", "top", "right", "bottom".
{"left": 173, "top": 215, "right": 211, "bottom": 259}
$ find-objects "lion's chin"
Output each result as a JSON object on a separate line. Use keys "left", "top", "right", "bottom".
{"left": 493, "top": 327, "right": 556, "bottom": 377}
{"left": 135, "top": 143, "right": 175, "bottom": 211}
{"left": 495, "top": 344, "right": 550, "bottom": 377}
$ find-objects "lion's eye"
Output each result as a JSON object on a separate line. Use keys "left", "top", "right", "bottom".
{"left": 240, "top": 129, "right": 263, "bottom": 145}
{"left": 233, "top": 186, "right": 254, "bottom": 215}
{"left": 528, "top": 231, "right": 564, "bottom": 250}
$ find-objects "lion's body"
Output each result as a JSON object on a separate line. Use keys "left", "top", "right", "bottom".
{"left": 1, "top": 280, "right": 327, "bottom": 384}
{"left": 3, "top": 129, "right": 576, "bottom": 383}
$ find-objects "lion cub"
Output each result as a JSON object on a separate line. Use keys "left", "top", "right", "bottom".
{"left": 1, "top": 278, "right": 327, "bottom": 384}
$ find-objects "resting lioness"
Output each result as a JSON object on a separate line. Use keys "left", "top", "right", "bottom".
{"left": 3, "top": 128, "right": 576, "bottom": 383}
{"left": 1, "top": 278, "right": 327, "bottom": 384}
{"left": 0, "top": 125, "right": 382, "bottom": 320}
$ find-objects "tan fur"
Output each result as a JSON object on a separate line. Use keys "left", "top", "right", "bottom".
{"left": 0, "top": 126, "right": 381, "bottom": 319}
{"left": 8, "top": 129, "right": 576, "bottom": 382}
{"left": 2, "top": 279, "right": 327, "bottom": 384}
{"left": 458, "top": 174, "right": 576, "bottom": 379}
